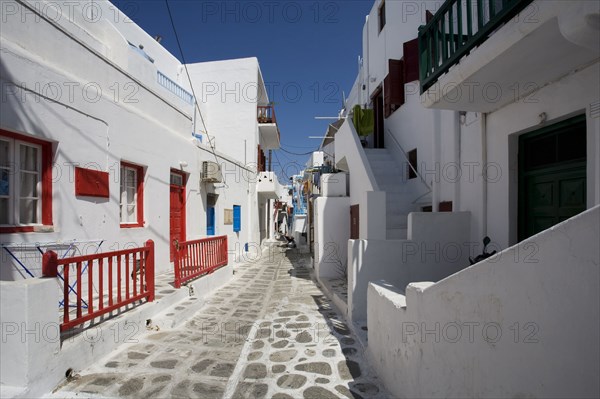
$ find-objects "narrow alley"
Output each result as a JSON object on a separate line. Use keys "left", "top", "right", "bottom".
{"left": 53, "top": 244, "right": 386, "bottom": 399}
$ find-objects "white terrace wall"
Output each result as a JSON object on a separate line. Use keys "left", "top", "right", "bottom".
{"left": 348, "top": 211, "right": 471, "bottom": 323}
{"left": 368, "top": 206, "right": 600, "bottom": 398}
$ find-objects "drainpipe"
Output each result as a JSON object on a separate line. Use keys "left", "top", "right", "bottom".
{"left": 432, "top": 110, "right": 442, "bottom": 212}
{"left": 365, "top": 15, "right": 370, "bottom": 103}
{"left": 453, "top": 111, "right": 462, "bottom": 211}
{"left": 481, "top": 113, "right": 488, "bottom": 237}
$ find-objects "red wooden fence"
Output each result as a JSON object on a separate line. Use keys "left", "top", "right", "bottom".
{"left": 43, "top": 240, "right": 155, "bottom": 332}
{"left": 174, "top": 236, "right": 228, "bottom": 288}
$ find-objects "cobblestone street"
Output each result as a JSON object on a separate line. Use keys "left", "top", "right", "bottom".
{"left": 54, "top": 244, "right": 387, "bottom": 399}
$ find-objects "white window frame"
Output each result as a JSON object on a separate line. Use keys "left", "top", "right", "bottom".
{"left": 120, "top": 164, "right": 139, "bottom": 225}
{"left": 0, "top": 137, "right": 42, "bottom": 226}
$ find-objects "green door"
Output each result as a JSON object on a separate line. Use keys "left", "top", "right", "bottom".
{"left": 519, "top": 115, "right": 587, "bottom": 241}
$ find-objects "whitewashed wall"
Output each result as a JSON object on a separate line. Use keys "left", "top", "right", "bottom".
{"left": 186, "top": 58, "right": 262, "bottom": 165}
{"left": 367, "top": 206, "right": 600, "bottom": 398}
{"left": 0, "top": 0, "right": 261, "bottom": 279}
{"left": 483, "top": 63, "right": 599, "bottom": 247}
{"left": 313, "top": 196, "right": 350, "bottom": 281}
{"left": 347, "top": 211, "right": 471, "bottom": 322}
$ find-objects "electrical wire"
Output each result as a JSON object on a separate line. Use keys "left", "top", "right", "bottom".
{"left": 271, "top": 150, "right": 289, "bottom": 181}
{"left": 279, "top": 146, "right": 319, "bottom": 156}
{"left": 164, "top": 0, "right": 227, "bottom": 185}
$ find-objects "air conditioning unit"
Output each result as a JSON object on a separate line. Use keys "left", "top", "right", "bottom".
{"left": 202, "top": 161, "right": 222, "bottom": 183}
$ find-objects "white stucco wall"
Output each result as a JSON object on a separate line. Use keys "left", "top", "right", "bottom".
{"left": 0, "top": 263, "right": 233, "bottom": 397}
{"left": 334, "top": 119, "right": 387, "bottom": 240}
{"left": 0, "top": 278, "right": 59, "bottom": 389}
{"left": 483, "top": 62, "right": 600, "bottom": 247}
{"left": 313, "top": 197, "right": 350, "bottom": 281}
{"left": 347, "top": 211, "right": 471, "bottom": 322}
{"left": 186, "top": 58, "right": 263, "bottom": 166}
{"left": 367, "top": 206, "right": 600, "bottom": 398}
{"left": 0, "top": 0, "right": 262, "bottom": 276}
{"left": 362, "top": 0, "right": 436, "bottom": 99}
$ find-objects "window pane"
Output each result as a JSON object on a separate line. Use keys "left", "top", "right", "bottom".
{"left": 127, "top": 169, "right": 136, "bottom": 186}
{"left": 20, "top": 172, "right": 38, "bottom": 198}
{"left": 20, "top": 145, "right": 38, "bottom": 172}
{"left": 120, "top": 164, "right": 141, "bottom": 224}
{"left": 0, "top": 169, "right": 9, "bottom": 196}
{"left": 0, "top": 140, "right": 9, "bottom": 167}
{"left": 120, "top": 167, "right": 125, "bottom": 193}
{"left": 0, "top": 198, "right": 8, "bottom": 224}
{"left": 127, "top": 187, "right": 136, "bottom": 204}
{"left": 170, "top": 173, "right": 183, "bottom": 186}
{"left": 19, "top": 198, "right": 37, "bottom": 224}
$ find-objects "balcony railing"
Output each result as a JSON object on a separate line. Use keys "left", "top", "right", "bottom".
{"left": 43, "top": 240, "right": 155, "bottom": 332}
{"left": 157, "top": 71, "right": 194, "bottom": 104}
{"left": 418, "top": 0, "right": 534, "bottom": 93}
{"left": 257, "top": 105, "right": 277, "bottom": 124}
{"left": 257, "top": 104, "right": 281, "bottom": 145}
{"left": 173, "top": 236, "right": 228, "bottom": 289}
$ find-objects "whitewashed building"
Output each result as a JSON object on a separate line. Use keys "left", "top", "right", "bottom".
{"left": 0, "top": 0, "right": 282, "bottom": 396}
{"left": 317, "top": 0, "right": 599, "bottom": 397}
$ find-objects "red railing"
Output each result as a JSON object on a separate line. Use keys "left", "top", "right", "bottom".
{"left": 174, "top": 236, "right": 228, "bottom": 288}
{"left": 43, "top": 240, "right": 155, "bottom": 332}
{"left": 257, "top": 105, "right": 276, "bottom": 124}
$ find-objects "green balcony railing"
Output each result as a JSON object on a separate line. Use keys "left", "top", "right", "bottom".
{"left": 418, "top": 0, "right": 534, "bottom": 93}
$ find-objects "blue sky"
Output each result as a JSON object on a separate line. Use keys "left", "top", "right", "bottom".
{"left": 110, "top": 0, "right": 373, "bottom": 183}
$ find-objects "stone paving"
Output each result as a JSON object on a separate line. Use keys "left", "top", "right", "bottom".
{"left": 54, "top": 243, "right": 388, "bottom": 399}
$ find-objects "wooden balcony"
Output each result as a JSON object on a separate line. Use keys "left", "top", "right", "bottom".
{"left": 418, "top": 0, "right": 599, "bottom": 112}
{"left": 257, "top": 105, "right": 281, "bottom": 150}
{"left": 418, "top": 0, "right": 534, "bottom": 94}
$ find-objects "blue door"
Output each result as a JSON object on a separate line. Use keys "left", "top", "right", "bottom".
{"left": 207, "top": 207, "right": 215, "bottom": 236}
{"left": 233, "top": 205, "right": 241, "bottom": 232}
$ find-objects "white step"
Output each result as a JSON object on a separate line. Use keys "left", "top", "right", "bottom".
{"left": 365, "top": 150, "right": 394, "bottom": 160}
{"left": 371, "top": 168, "right": 402, "bottom": 178}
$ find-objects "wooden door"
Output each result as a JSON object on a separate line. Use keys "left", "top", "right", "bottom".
{"left": 350, "top": 204, "right": 359, "bottom": 239}
{"left": 169, "top": 171, "right": 186, "bottom": 261}
{"left": 519, "top": 115, "right": 586, "bottom": 240}
{"left": 372, "top": 89, "right": 385, "bottom": 148}
{"left": 207, "top": 207, "right": 215, "bottom": 236}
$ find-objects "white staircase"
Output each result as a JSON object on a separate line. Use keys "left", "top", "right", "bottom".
{"left": 364, "top": 148, "right": 411, "bottom": 240}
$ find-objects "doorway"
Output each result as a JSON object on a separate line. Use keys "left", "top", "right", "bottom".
{"left": 372, "top": 88, "right": 385, "bottom": 149}
{"left": 207, "top": 193, "right": 218, "bottom": 236}
{"left": 169, "top": 170, "right": 186, "bottom": 261}
{"left": 518, "top": 115, "right": 587, "bottom": 241}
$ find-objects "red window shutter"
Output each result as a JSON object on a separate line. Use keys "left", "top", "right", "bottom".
{"left": 75, "top": 167, "right": 109, "bottom": 197}
{"left": 426, "top": 10, "right": 434, "bottom": 23}
{"left": 384, "top": 75, "right": 392, "bottom": 118}
{"left": 403, "top": 38, "right": 420, "bottom": 82}
{"left": 384, "top": 59, "right": 405, "bottom": 118}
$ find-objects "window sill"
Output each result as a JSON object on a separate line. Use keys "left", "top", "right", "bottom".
{"left": 120, "top": 223, "right": 144, "bottom": 229}
{"left": 0, "top": 225, "right": 54, "bottom": 234}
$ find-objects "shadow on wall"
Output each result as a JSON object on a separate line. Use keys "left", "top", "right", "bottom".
{"left": 0, "top": 58, "right": 173, "bottom": 281}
